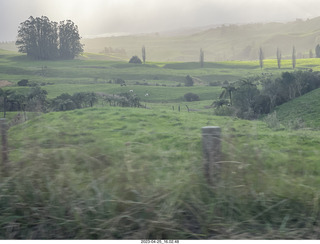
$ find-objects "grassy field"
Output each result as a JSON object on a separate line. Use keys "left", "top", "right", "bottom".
{"left": 273, "top": 88, "right": 320, "bottom": 129}
{"left": 3, "top": 106, "right": 320, "bottom": 239}
{"left": 1, "top": 49, "right": 320, "bottom": 239}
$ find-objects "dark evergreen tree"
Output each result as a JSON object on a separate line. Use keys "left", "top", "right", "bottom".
{"left": 276, "top": 48, "right": 281, "bottom": 69}
{"left": 315, "top": 44, "right": 320, "bottom": 58}
{"left": 259, "top": 47, "right": 264, "bottom": 69}
{"left": 142, "top": 45, "right": 146, "bottom": 64}
{"left": 292, "top": 46, "right": 296, "bottom": 69}
{"left": 200, "top": 48, "right": 204, "bottom": 68}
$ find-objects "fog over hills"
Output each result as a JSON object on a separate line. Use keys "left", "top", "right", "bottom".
{"left": 82, "top": 16, "right": 320, "bottom": 62}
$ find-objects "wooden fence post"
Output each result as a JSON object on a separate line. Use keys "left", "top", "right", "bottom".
{"left": 202, "top": 126, "right": 221, "bottom": 186}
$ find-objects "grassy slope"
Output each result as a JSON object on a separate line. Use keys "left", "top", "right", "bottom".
{"left": 3, "top": 105, "right": 320, "bottom": 239}
{"left": 274, "top": 88, "right": 320, "bottom": 129}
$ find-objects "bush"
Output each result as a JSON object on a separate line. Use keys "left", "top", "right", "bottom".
{"left": 114, "top": 78, "right": 126, "bottom": 85}
{"left": 185, "top": 75, "right": 194, "bottom": 87}
{"left": 263, "top": 112, "right": 284, "bottom": 131}
{"left": 18, "top": 79, "right": 29, "bottom": 86}
{"left": 184, "top": 93, "right": 200, "bottom": 102}
{"left": 214, "top": 106, "right": 236, "bottom": 116}
{"left": 129, "top": 56, "right": 142, "bottom": 64}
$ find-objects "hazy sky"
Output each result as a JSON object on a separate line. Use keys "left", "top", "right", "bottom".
{"left": 1, "top": 0, "right": 320, "bottom": 41}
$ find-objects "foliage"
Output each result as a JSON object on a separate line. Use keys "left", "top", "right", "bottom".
{"left": 276, "top": 47, "right": 281, "bottom": 69}
{"left": 16, "top": 16, "right": 59, "bottom": 60}
{"left": 263, "top": 111, "right": 283, "bottom": 130}
{"left": 129, "top": 56, "right": 142, "bottom": 64}
{"left": 211, "top": 99, "right": 229, "bottom": 108}
{"left": 213, "top": 105, "right": 235, "bottom": 116}
{"left": 200, "top": 48, "right": 204, "bottom": 68}
{"left": 219, "top": 83, "right": 236, "bottom": 105}
{"left": 292, "top": 46, "right": 296, "bottom": 69}
{"left": 103, "top": 92, "right": 142, "bottom": 108}
{"left": 184, "top": 75, "right": 194, "bottom": 87}
{"left": 59, "top": 20, "right": 84, "bottom": 59}
{"left": 259, "top": 47, "right": 264, "bottom": 69}
{"left": 17, "top": 79, "right": 29, "bottom": 86}
{"left": 142, "top": 45, "right": 146, "bottom": 64}
{"left": 184, "top": 92, "right": 200, "bottom": 102}
{"left": 315, "top": 44, "right": 320, "bottom": 58}
{"left": 27, "top": 86, "right": 49, "bottom": 112}
{"left": 50, "top": 92, "right": 98, "bottom": 111}
{"left": 114, "top": 78, "right": 126, "bottom": 85}
{"left": 232, "top": 80, "right": 260, "bottom": 119}
{"left": 16, "top": 16, "right": 83, "bottom": 60}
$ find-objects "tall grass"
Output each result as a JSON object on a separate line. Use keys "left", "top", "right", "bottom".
{"left": 1, "top": 107, "right": 319, "bottom": 239}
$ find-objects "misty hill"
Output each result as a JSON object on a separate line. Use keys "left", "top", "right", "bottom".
{"left": 82, "top": 17, "right": 320, "bottom": 62}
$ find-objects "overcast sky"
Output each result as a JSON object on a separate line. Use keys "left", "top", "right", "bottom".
{"left": 1, "top": 0, "right": 320, "bottom": 41}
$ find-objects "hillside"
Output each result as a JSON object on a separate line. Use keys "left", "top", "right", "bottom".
{"left": 1, "top": 47, "right": 320, "bottom": 238}
{"left": 4, "top": 104, "right": 320, "bottom": 239}
{"left": 274, "top": 88, "right": 320, "bottom": 129}
{"left": 82, "top": 17, "right": 320, "bottom": 62}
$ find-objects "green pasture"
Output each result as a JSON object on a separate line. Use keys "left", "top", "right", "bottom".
{"left": 274, "top": 88, "right": 320, "bottom": 129}
{"left": 2, "top": 105, "right": 320, "bottom": 238}
{"left": 1, "top": 49, "right": 320, "bottom": 238}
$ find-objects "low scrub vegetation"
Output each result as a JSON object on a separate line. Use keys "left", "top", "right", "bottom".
{"left": 213, "top": 70, "right": 320, "bottom": 120}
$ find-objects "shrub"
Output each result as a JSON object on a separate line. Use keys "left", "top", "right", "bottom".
{"left": 184, "top": 93, "right": 200, "bottom": 102}
{"left": 263, "top": 112, "right": 284, "bottom": 131}
{"left": 129, "top": 56, "right": 142, "bottom": 64}
{"left": 18, "top": 79, "right": 29, "bottom": 86}
{"left": 114, "top": 78, "right": 126, "bottom": 85}
{"left": 185, "top": 75, "right": 194, "bottom": 87}
{"left": 214, "top": 106, "right": 236, "bottom": 116}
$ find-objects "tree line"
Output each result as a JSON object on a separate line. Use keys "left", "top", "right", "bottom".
{"left": 214, "top": 70, "right": 320, "bottom": 119}
{"left": 16, "top": 16, "right": 83, "bottom": 60}
{"left": 0, "top": 87, "right": 97, "bottom": 118}
{"left": 0, "top": 85, "right": 144, "bottom": 119}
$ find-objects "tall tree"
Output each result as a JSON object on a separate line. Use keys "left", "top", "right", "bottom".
{"left": 315, "top": 44, "right": 320, "bottom": 58}
{"left": 259, "top": 47, "right": 264, "bottom": 69}
{"left": 142, "top": 45, "right": 146, "bottom": 64}
{"left": 59, "top": 20, "right": 83, "bottom": 59}
{"left": 292, "top": 46, "right": 296, "bottom": 69}
{"left": 16, "top": 16, "right": 83, "bottom": 60}
{"left": 276, "top": 48, "right": 281, "bottom": 69}
{"left": 309, "top": 49, "right": 314, "bottom": 58}
{"left": 200, "top": 48, "right": 204, "bottom": 68}
{"left": 16, "top": 16, "right": 59, "bottom": 60}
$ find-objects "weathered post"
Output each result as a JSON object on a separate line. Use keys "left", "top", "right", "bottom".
{"left": 202, "top": 126, "right": 221, "bottom": 186}
{"left": 0, "top": 118, "right": 8, "bottom": 176}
